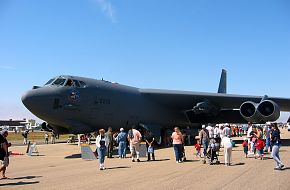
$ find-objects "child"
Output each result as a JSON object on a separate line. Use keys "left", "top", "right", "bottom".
{"left": 194, "top": 140, "right": 201, "bottom": 158}
{"left": 255, "top": 139, "right": 265, "bottom": 160}
{"left": 242, "top": 138, "right": 248, "bottom": 158}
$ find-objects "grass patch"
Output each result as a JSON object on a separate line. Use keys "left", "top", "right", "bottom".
{"left": 7, "top": 132, "right": 71, "bottom": 142}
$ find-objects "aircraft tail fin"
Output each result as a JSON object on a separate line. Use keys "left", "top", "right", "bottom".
{"left": 218, "top": 69, "right": 227, "bottom": 94}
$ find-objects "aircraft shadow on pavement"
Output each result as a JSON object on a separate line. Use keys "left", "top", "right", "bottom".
{"left": 0, "top": 181, "right": 40, "bottom": 187}
{"left": 65, "top": 154, "right": 82, "bottom": 159}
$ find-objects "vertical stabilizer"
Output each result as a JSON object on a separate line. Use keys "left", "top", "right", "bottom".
{"left": 218, "top": 69, "right": 227, "bottom": 94}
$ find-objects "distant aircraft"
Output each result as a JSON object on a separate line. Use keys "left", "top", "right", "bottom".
{"left": 22, "top": 70, "right": 290, "bottom": 139}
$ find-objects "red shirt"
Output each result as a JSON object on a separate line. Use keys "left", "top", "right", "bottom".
{"left": 242, "top": 141, "right": 248, "bottom": 147}
{"left": 256, "top": 139, "right": 265, "bottom": 150}
{"left": 194, "top": 143, "right": 201, "bottom": 151}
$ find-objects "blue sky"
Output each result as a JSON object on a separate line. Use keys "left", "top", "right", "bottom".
{"left": 0, "top": 0, "right": 289, "bottom": 122}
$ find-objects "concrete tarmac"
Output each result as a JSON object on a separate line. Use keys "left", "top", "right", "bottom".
{"left": 1, "top": 129, "right": 290, "bottom": 190}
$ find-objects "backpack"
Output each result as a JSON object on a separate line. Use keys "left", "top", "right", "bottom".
{"left": 128, "top": 129, "right": 134, "bottom": 139}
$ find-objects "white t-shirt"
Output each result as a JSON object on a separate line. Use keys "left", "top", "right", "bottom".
{"left": 206, "top": 126, "right": 214, "bottom": 138}
{"left": 221, "top": 137, "right": 233, "bottom": 149}
{"left": 247, "top": 126, "right": 253, "bottom": 138}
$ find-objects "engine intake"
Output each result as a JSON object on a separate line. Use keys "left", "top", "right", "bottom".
{"left": 240, "top": 100, "right": 280, "bottom": 123}
{"left": 257, "top": 100, "right": 280, "bottom": 121}
{"left": 240, "top": 101, "right": 262, "bottom": 123}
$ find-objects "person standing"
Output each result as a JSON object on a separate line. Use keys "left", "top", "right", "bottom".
{"left": 213, "top": 125, "right": 220, "bottom": 139}
{"left": 194, "top": 140, "right": 201, "bottom": 158}
{"left": 128, "top": 126, "right": 142, "bottom": 162}
{"left": 105, "top": 127, "right": 114, "bottom": 158}
{"left": 96, "top": 129, "right": 108, "bottom": 170}
{"left": 199, "top": 125, "right": 209, "bottom": 158}
{"left": 51, "top": 132, "right": 56, "bottom": 144}
{"left": 221, "top": 136, "right": 233, "bottom": 166}
{"left": 264, "top": 122, "right": 273, "bottom": 153}
{"left": 0, "top": 130, "right": 11, "bottom": 179}
{"left": 145, "top": 131, "right": 155, "bottom": 161}
{"left": 242, "top": 138, "right": 249, "bottom": 158}
{"left": 222, "top": 124, "right": 231, "bottom": 137}
{"left": 171, "top": 127, "right": 184, "bottom": 163}
{"left": 247, "top": 122, "right": 253, "bottom": 154}
{"left": 206, "top": 125, "right": 214, "bottom": 139}
{"left": 44, "top": 133, "right": 49, "bottom": 144}
{"left": 116, "top": 128, "right": 127, "bottom": 159}
{"left": 22, "top": 130, "right": 29, "bottom": 145}
{"left": 271, "top": 123, "right": 284, "bottom": 170}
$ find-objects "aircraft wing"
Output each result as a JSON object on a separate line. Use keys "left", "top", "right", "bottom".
{"left": 139, "top": 89, "right": 290, "bottom": 123}
{"left": 140, "top": 89, "right": 290, "bottom": 111}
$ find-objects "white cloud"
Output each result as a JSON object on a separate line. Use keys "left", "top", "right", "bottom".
{"left": 95, "top": 0, "right": 116, "bottom": 23}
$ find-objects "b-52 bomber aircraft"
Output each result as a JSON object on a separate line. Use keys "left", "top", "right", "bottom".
{"left": 22, "top": 70, "right": 290, "bottom": 139}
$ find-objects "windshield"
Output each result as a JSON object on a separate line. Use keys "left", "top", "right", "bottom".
{"left": 52, "top": 78, "right": 66, "bottom": 86}
{"left": 44, "top": 78, "right": 55, "bottom": 86}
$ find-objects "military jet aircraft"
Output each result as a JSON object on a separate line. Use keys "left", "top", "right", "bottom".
{"left": 22, "top": 70, "right": 290, "bottom": 138}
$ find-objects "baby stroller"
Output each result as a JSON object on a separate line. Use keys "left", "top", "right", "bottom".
{"left": 206, "top": 139, "right": 220, "bottom": 165}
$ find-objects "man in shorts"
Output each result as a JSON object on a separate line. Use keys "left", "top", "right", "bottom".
{"left": 128, "top": 126, "right": 142, "bottom": 162}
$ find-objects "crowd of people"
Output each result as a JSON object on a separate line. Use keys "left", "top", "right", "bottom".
{"left": 91, "top": 122, "right": 286, "bottom": 171}
{"left": 0, "top": 122, "right": 286, "bottom": 177}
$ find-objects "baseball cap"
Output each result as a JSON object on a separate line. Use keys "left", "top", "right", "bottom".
{"left": 120, "top": 128, "right": 124, "bottom": 132}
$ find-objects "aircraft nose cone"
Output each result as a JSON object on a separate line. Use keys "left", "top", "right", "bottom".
{"left": 21, "top": 91, "right": 35, "bottom": 111}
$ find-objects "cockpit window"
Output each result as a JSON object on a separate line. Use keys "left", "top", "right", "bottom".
{"left": 65, "top": 79, "right": 74, "bottom": 87}
{"left": 79, "top": 81, "right": 87, "bottom": 88}
{"left": 45, "top": 78, "right": 55, "bottom": 86}
{"left": 73, "top": 80, "right": 80, "bottom": 87}
{"left": 52, "top": 78, "right": 66, "bottom": 86}
{"left": 46, "top": 77, "right": 87, "bottom": 88}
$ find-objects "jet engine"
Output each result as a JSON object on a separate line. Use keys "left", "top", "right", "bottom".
{"left": 240, "top": 101, "right": 262, "bottom": 123}
{"left": 240, "top": 100, "right": 280, "bottom": 123}
{"left": 41, "top": 122, "right": 53, "bottom": 132}
{"left": 257, "top": 100, "right": 280, "bottom": 121}
{"left": 41, "top": 122, "right": 70, "bottom": 134}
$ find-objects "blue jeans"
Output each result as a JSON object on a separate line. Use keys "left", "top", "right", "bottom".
{"left": 97, "top": 147, "right": 106, "bottom": 164}
{"left": 118, "top": 141, "right": 127, "bottom": 158}
{"left": 173, "top": 144, "right": 183, "bottom": 162}
{"left": 271, "top": 145, "right": 283, "bottom": 167}
{"left": 265, "top": 138, "right": 272, "bottom": 152}
{"left": 202, "top": 139, "right": 209, "bottom": 157}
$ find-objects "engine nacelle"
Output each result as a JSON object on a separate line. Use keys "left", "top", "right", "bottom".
{"left": 41, "top": 122, "right": 53, "bottom": 132}
{"left": 257, "top": 100, "right": 280, "bottom": 122}
{"left": 240, "top": 101, "right": 262, "bottom": 123}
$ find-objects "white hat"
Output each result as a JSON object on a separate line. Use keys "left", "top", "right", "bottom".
{"left": 202, "top": 125, "right": 206, "bottom": 128}
{"left": 120, "top": 128, "right": 124, "bottom": 132}
{"left": 266, "top": 122, "right": 271, "bottom": 126}
{"left": 224, "top": 123, "right": 229, "bottom": 127}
